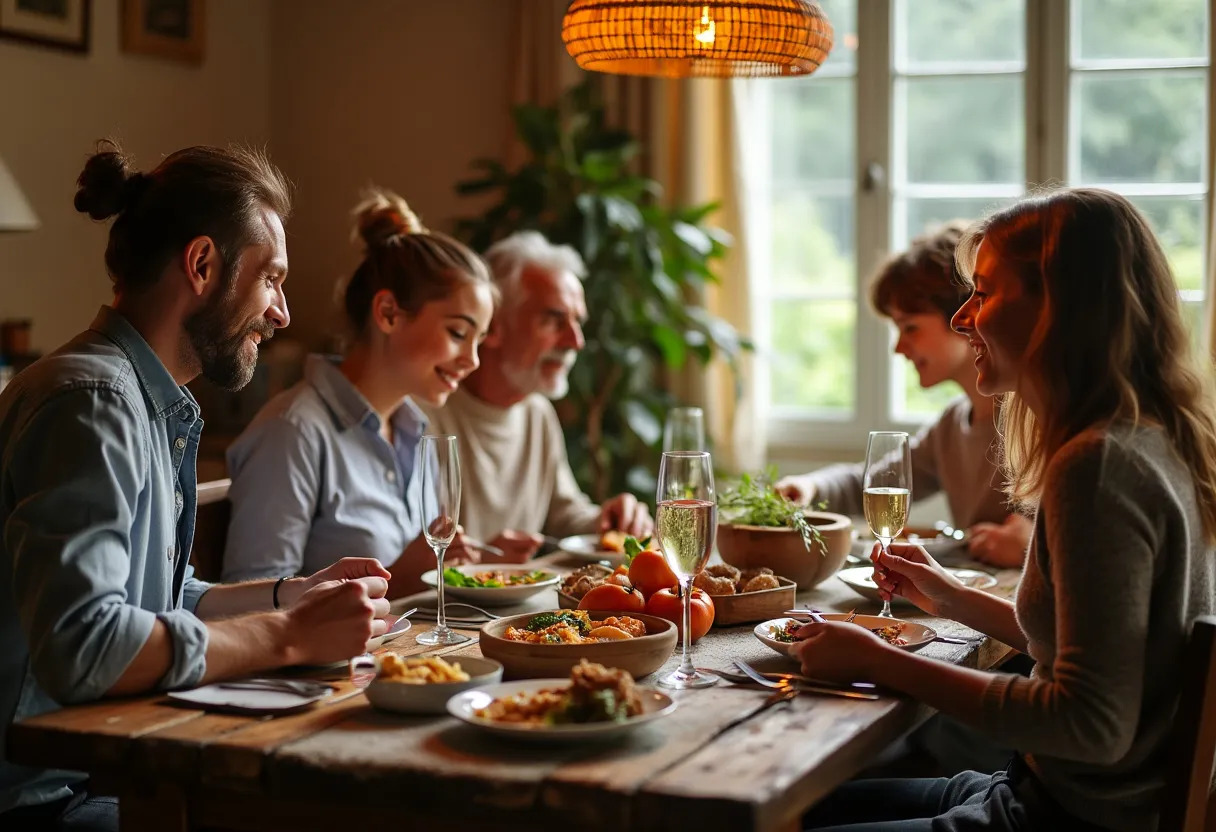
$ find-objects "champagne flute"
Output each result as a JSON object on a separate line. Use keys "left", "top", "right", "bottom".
{"left": 415, "top": 434, "right": 469, "bottom": 646}
{"left": 654, "top": 450, "right": 718, "bottom": 690}
{"left": 662, "top": 406, "right": 706, "bottom": 452}
{"left": 863, "top": 431, "right": 912, "bottom": 619}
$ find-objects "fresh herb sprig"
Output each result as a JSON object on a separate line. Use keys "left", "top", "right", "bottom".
{"left": 718, "top": 466, "right": 826, "bottom": 555}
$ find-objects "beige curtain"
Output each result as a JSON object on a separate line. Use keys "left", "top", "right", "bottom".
{"left": 506, "top": 4, "right": 762, "bottom": 473}
{"left": 649, "top": 79, "right": 764, "bottom": 474}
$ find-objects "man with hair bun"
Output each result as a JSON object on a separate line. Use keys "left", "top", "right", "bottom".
{"left": 421, "top": 230, "right": 653, "bottom": 548}
{"left": 0, "top": 141, "right": 391, "bottom": 830}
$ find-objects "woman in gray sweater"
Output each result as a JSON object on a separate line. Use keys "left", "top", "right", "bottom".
{"left": 798, "top": 188, "right": 1216, "bottom": 832}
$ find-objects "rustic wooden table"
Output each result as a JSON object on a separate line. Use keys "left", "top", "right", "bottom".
{"left": 8, "top": 556, "right": 1019, "bottom": 832}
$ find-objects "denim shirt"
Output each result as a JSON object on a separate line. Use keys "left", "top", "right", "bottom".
{"left": 0, "top": 307, "right": 212, "bottom": 813}
{"left": 222, "top": 355, "right": 428, "bottom": 581}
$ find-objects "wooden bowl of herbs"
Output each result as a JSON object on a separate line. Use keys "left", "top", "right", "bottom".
{"left": 716, "top": 473, "right": 852, "bottom": 589}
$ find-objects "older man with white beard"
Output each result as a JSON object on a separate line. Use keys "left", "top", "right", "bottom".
{"left": 420, "top": 231, "right": 652, "bottom": 561}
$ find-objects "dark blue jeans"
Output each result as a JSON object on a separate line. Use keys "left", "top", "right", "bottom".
{"left": 803, "top": 757, "right": 1111, "bottom": 832}
{"left": 0, "top": 784, "right": 118, "bottom": 832}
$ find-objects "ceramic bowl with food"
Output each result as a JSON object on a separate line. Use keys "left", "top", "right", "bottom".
{"left": 420, "top": 565, "right": 560, "bottom": 607}
{"left": 362, "top": 655, "right": 504, "bottom": 715}
{"left": 478, "top": 610, "right": 676, "bottom": 680}
{"left": 717, "top": 510, "right": 852, "bottom": 589}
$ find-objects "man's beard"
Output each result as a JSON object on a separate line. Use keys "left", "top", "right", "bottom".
{"left": 503, "top": 349, "right": 577, "bottom": 400}
{"left": 185, "top": 280, "right": 273, "bottom": 391}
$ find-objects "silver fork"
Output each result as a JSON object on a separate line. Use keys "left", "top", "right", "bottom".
{"left": 731, "top": 660, "right": 880, "bottom": 701}
{"left": 217, "top": 678, "right": 332, "bottom": 697}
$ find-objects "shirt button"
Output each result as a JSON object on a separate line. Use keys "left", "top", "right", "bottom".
{"left": 385, "top": 471, "right": 397, "bottom": 483}
{"left": 174, "top": 437, "right": 186, "bottom": 450}
{"left": 175, "top": 491, "right": 183, "bottom": 506}
{"left": 167, "top": 546, "right": 174, "bottom": 561}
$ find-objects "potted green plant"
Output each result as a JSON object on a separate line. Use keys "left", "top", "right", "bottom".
{"left": 717, "top": 469, "right": 852, "bottom": 589}
{"left": 455, "top": 81, "right": 749, "bottom": 501}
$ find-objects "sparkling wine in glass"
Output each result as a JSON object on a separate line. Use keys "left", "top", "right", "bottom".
{"left": 415, "top": 434, "right": 469, "bottom": 646}
{"left": 655, "top": 450, "right": 718, "bottom": 690}
{"left": 863, "top": 431, "right": 912, "bottom": 619}
{"left": 662, "top": 406, "right": 706, "bottom": 452}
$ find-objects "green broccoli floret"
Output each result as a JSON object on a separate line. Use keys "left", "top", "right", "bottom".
{"left": 524, "top": 610, "right": 591, "bottom": 634}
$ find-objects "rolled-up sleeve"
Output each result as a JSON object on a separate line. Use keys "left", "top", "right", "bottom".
{"left": 223, "top": 416, "right": 320, "bottom": 582}
{"left": 181, "top": 567, "right": 213, "bottom": 614}
{"left": 4, "top": 387, "right": 209, "bottom": 704}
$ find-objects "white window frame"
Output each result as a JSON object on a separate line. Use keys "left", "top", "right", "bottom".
{"left": 759, "top": 0, "right": 1213, "bottom": 463}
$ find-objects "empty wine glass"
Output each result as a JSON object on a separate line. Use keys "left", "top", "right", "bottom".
{"left": 662, "top": 406, "right": 705, "bottom": 452}
{"left": 863, "top": 431, "right": 912, "bottom": 619}
{"left": 415, "top": 434, "right": 469, "bottom": 646}
{"left": 655, "top": 450, "right": 718, "bottom": 689}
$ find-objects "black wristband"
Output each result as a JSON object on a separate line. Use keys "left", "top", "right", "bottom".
{"left": 272, "top": 576, "right": 289, "bottom": 610}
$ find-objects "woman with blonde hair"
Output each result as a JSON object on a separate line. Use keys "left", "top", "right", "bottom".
{"left": 798, "top": 187, "right": 1216, "bottom": 831}
{"left": 222, "top": 189, "right": 513, "bottom": 598}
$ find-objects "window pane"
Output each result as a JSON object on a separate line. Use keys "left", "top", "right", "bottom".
{"left": 1125, "top": 196, "right": 1206, "bottom": 291}
{"left": 771, "top": 191, "right": 854, "bottom": 293}
{"left": 894, "top": 357, "right": 965, "bottom": 421}
{"left": 897, "top": 0, "right": 1025, "bottom": 69}
{"left": 903, "top": 76, "right": 1024, "bottom": 184}
{"left": 902, "top": 196, "right": 1017, "bottom": 248}
{"left": 818, "top": 0, "right": 858, "bottom": 74}
{"left": 1074, "top": 71, "right": 1205, "bottom": 184}
{"left": 1181, "top": 300, "right": 1205, "bottom": 345}
{"left": 770, "top": 300, "right": 855, "bottom": 412}
{"left": 1074, "top": 0, "right": 1207, "bottom": 62}
{"left": 771, "top": 78, "right": 854, "bottom": 184}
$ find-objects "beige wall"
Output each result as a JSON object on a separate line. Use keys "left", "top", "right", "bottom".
{"left": 267, "top": 0, "right": 515, "bottom": 349}
{"left": 0, "top": 0, "right": 517, "bottom": 354}
{"left": 0, "top": 0, "right": 273, "bottom": 353}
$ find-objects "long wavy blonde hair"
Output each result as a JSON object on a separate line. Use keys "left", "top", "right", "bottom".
{"left": 955, "top": 187, "right": 1216, "bottom": 540}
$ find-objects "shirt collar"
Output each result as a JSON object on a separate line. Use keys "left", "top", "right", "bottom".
{"left": 89, "top": 306, "right": 198, "bottom": 419}
{"left": 304, "top": 354, "right": 428, "bottom": 435}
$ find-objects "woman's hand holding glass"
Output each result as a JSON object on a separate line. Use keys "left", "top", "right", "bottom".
{"left": 871, "top": 542, "right": 968, "bottom": 618}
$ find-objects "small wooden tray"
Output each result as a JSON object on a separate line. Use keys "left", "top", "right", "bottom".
{"left": 710, "top": 576, "right": 797, "bottom": 626}
{"left": 558, "top": 576, "right": 796, "bottom": 626}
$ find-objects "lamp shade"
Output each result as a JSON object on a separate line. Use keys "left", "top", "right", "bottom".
{"left": 0, "top": 156, "right": 38, "bottom": 232}
{"left": 562, "top": 0, "right": 834, "bottom": 79}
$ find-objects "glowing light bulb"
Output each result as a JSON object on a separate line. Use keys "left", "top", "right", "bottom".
{"left": 693, "top": 5, "right": 716, "bottom": 45}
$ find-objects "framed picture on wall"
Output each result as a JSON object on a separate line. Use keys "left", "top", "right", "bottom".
{"left": 121, "top": 0, "right": 204, "bottom": 64}
{"left": 0, "top": 0, "right": 90, "bottom": 53}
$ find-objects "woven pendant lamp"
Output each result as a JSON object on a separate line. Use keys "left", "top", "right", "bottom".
{"left": 562, "top": 0, "right": 834, "bottom": 79}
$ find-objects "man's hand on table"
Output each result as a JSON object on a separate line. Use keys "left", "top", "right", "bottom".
{"left": 283, "top": 576, "right": 390, "bottom": 666}
{"left": 485, "top": 530, "right": 543, "bottom": 563}
{"left": 967, "top": 514, "right": 1032, "bottom": 569}
{"left": 600, "top": 493, "right": 653, "bottom": 538}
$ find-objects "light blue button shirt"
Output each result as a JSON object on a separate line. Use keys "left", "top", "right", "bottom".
{"left": 222, "top": 355, "right": 428, "bottom": 581}
{"left": 0, "top": 307, "right": 212, "bottom": 813}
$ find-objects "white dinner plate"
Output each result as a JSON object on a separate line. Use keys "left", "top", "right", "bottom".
{"left": 364, "top": 613, "right": 413, "bottom": 652}
{"left": 446, "top": 678, "right": 676, "bottom": 742}
{"left": 836, "top": 566, "right": 997, "bottom": 607}
{"left": 363, "top": 656, "right": 504, "bottom": 715}
{"left": 849, "top": 525, "right": 970, "bottom": 561}
{"left": 556, "top": 534, "right": 626, "bottom": 566}
{"left": 754, "top": 614, "right": 937, "bottom": 657}
{"left": 421, "top": 565, "right": 561, "bottom": 607}
{"left": 167, "top": 682, "right": 334, "bottom": 715}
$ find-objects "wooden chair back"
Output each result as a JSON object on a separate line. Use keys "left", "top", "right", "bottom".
{"left": 1160, "top": 615, "right": 1216, "bottom": 832}
{"left": 190, "top": 478, "right": 231, "bottom": 584}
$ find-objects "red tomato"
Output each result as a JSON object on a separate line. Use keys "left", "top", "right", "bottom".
{"left": 579, "top": 582, "right": 646, "bottom": 614}
{"left": 628, "top": 549, "right": 679, "bottom": 599}
{"left": 645, "top": 586, "right": 714, "bottom": 642}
